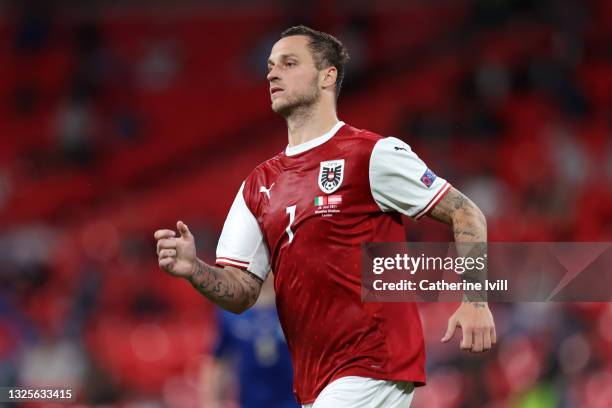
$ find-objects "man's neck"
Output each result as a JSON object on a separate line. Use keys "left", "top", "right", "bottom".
{"left": 286, "top": 102, "right": 339, "bottom": 147}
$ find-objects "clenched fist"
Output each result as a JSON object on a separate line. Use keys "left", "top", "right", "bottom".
{"left": 154, "top": 221, "right": 197, "bottom": 278}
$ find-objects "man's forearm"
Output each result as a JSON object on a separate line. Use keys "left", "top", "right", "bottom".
{"left": 444, "top": 189, "right": 487, "bottom": 243}
{"left": 188, "top": 259, "right": 262, "bottom": 313}
{"left": 429, "top": 187, "right": 488, "bottom": 303}
{"left": 450, "top": 193, "right": 487, "bottom": 303}
{"left": 429, "top": 188, "right": 495, "bottom": 350}
{"left": 453, "top": 212, "right": 488, "bottom": 303}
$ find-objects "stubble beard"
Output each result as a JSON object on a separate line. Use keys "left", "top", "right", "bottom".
{"left": 273, "top": 81, "right": 320, "bottom": 121}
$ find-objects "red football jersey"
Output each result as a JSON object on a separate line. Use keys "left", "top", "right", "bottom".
{"left": 216, "top": 122, "right": 450, "bottom": 404}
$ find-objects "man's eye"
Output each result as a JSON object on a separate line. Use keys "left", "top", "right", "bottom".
{"left": 286, "top": 61, "right": 296, "bottom": 67}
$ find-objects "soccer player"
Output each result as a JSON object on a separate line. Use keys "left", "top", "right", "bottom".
{"left": 155, "top": 25, "right": 495, "bottom": 408}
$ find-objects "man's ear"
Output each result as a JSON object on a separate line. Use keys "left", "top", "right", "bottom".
{"left": 321, "top": 66, "right": 338, "bottom": 90}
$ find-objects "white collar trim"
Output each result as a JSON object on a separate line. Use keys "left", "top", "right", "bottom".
{"left": 285, "top": 121, "right": 345, "bottom": 156}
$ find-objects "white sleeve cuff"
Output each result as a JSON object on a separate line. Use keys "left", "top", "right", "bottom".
{"left": 216, "top": 182, "right": 271, "bottom": 280}
{"left": 369, "top": 137, "right": 450, "bottom": 219}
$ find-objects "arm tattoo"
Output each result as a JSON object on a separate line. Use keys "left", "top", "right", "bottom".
{"left": 471, "top": 302, "right": 487, "bottom": 308}
{"left": 428, "top": 187, "right": 487, "bottom": 243}
{"left": 188, "top": 259, "right": 263, "bottom": 313}
{"left": 428, "top": 187, "right": 488, "bottom": 302}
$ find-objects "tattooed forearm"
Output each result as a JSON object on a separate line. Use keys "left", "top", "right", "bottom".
{"left": 188, "top": 259, "right": 263, "bottom": 313}
{"left": 428, "top": 187, "right": 487, "bottom": 243}
{"left": 428, "top": 187, "right": 488, "bottom": 302}
{"left": 191, "top": 260, "right": 235, "bottom": 299}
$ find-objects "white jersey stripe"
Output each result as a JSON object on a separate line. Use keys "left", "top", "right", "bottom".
{"left": 216, "top": 257, "right": 250, "bottom": 268}
{"left": 414, "top": 181, "right": 451, "bottom": 219}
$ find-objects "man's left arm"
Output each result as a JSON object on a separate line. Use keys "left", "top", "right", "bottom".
{"left": 427, "top": 186, "right": 496, "bottom": 353}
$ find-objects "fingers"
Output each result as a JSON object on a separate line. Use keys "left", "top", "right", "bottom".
{"left": 446, "top": 304, "right": 496, "bottom": 353}
{"left": 177, "top": 221, "right": 191, "bottom": 238}
{"left": 483, "top": 328, "right": 492, "bottom": 351}
{"left": 460, "top": 327, "right": 493, "bottom": 353}
{"left": 155, "top": 222, "right": 191, "bottom": 276}
{"left": 154, "top": 229, "right": 176, "bottom": 240}
{"left": 154, "top": 223, "right": 190, "bottom": 258}
{"left": 156, "top": 238, "right": 177, "bottom": 255}
{"left": 472, "top": 329, "right": 484, "bottom": 353}
{"left": 441, "top": 316, "right": 458, "bottom": 343}
{"left": 158, "top": 249, "right": 177, "bottom": 259}
{"left": 159, "top": 257, "right": 175, "bottom": 271}
{"left": 460, "top": 326, "right": 473, "bottom": 351}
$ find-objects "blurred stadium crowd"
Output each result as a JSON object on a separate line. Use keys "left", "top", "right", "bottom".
{"left": 0, "top": 0, "right": 611, "bottom": 407}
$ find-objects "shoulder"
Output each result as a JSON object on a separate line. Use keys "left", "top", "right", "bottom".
{"left": 333, "top": 124, "right": 387, "bottom": 162}
{"left": 338, "top": 125, "right": 414, "bottom": 160}
{"left": 339, "top": 125, "right": 414, "bottom": 152}
{"left": 368, "top": 135, "right": 426, "bottom": 172}
{"left": 242, "top": 153, "right": 283, "bottom": 194}
{"left": 340, "top": 124, "right": 385, "bottom": 144}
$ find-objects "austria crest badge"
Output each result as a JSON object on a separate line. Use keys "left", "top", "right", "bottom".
{"left": 318, "top": 159, "right": 345, "bottom": 194}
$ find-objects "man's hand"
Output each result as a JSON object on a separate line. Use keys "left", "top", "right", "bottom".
{"left": 154, "top": 221, "right": 262, "bottom": 313}
{"left": 154, "top": 221, "right": 197, "bottom": 279}
{"left": 441, "top": 302, "right": 496, "bottom": 352}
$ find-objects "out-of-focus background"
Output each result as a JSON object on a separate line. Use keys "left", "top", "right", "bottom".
{"left": 0, "top": 0, "right": 611, "bottom": 407}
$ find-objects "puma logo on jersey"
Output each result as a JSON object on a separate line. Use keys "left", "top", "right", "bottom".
{"left": 260, "top": 183, "right": 275, "bottom": 199}
{"left": 394, "top": 146, "right": 408, "bottom": 152}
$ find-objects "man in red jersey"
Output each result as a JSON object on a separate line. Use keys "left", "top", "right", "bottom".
{"left": 154, "top": 25, "right": 495, "bottom": 407}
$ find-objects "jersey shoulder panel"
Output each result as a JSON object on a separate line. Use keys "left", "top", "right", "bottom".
{"left": 333, "top": 125, "right": 385, "bottom": 163}
{"left": 241, "top": 153, "right": 285, "bottom": 217}
{"left": 341, "top": 125, "right": 385, "bottom": 143}
{"left": 368, "top": 135, "right": 450, "bottom": 218}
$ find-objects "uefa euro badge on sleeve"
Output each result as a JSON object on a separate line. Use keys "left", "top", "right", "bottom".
{"left": 318, "top": 159, "right": 345, "bottom": 194}
{"left": 420, "top": 168, "right": 437, "bottom": 188}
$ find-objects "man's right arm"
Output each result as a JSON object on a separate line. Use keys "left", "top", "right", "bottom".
{"left": 188, "top": 259, "right": 263, "bottom": 314}
{"left": 155, "top": 221, "right": 263, "bottom": 314}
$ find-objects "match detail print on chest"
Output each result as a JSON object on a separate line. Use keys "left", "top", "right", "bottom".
{"left": 313, "top": 158, "right": 346, "bottom": 218}
{"left": 259, "top": 157, "right": 349, "bottom": 245}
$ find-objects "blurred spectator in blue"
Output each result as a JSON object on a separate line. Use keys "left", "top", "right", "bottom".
{"left": 203, "top": 276, "right": 297, "bottom": 408}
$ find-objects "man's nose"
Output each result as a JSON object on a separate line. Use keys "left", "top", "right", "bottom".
{"left": 267, "top": 66, "right": 280, "bottom": 82}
